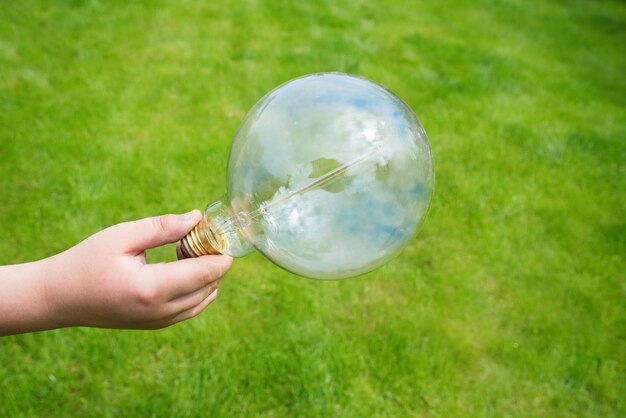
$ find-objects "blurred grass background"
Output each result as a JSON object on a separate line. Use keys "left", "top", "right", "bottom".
{"left": 0, "top": 0, "right": 624, "bottom": 416}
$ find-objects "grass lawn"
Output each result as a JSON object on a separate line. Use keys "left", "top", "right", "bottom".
{"left": 0, "top": 0, "right": 624, "bottom": 416}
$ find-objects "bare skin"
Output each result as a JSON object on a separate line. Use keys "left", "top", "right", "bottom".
{"left": 0, "top": 210, "right": 232, "bottom": 336}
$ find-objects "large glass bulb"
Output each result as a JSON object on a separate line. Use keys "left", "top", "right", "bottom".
{"left": 180, "top": 73, "right": 434, "bottom": 279}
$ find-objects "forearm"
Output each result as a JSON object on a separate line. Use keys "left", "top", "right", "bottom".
{"left": 0, "top": 257, "right": 60, "bottom": 336}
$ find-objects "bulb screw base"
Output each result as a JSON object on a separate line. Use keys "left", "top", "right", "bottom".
{"left": 180, "top": 220, "right": 221, "bottom": 258}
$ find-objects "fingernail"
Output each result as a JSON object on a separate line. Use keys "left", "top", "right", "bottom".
{"left": 209, "top": 288, "right": 219, "bottom": 301}
{"left": 184, "top": 209, "right": 200, "bottom": 224}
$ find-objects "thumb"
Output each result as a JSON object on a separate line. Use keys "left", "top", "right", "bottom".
{"left": 111, "top": 210, "right": 203, "bottom": 253}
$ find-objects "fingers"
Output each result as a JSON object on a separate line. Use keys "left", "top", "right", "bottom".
{"left": 170, "top": 289, "right": 219, "bottom": 324}
{"left": 110, "top": 210, "right": 203, "bottom": 254}
{"left": 140, "top": 287, "right": 220, "bottom": 330}
{"left": 168, "top": 280, "right": 220, "bottom": 313}
{"left": 146, "top": 254, "right": 233, "bottom": 300}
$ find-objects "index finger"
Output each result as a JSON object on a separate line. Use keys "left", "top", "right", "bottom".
{"left": 145, "top": 255, "right": 233, "bottom": 300}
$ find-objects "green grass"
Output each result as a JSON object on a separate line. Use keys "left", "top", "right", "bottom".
{"left": 1, "top": 0, "right": 625, "bottom": 416}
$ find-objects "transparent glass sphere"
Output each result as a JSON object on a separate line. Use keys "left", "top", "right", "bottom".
{"left": 185, "top": 73, "right": 434, "bottom": 279}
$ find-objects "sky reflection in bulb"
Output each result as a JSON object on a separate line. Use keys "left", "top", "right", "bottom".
{"left": 225, "top": 73, "right": 433, "bottom": 279}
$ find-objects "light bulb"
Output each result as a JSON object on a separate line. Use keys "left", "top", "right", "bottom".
{"left": 180, "top": 73, "right": 434, "bottom": 279}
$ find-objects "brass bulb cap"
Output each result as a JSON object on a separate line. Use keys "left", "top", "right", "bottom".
{"left": 180, "top": 221, "right": 221, "bottom": 258}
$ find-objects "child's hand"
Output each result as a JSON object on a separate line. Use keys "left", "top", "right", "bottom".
{"left": 0, "top": 210, "right": 232, "bottom": 335}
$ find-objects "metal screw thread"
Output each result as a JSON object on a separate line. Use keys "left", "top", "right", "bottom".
{"left": 180, "top": 220, "right": 221, "bottom": 258}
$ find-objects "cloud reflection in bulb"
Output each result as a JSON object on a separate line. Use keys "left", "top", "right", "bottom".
{"left": 181, "top": 73, "right": 434, "bottom": 280}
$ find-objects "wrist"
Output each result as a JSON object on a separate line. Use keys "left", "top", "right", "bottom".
{"left": 38, "top": 250, "right": 78, "bottom": 330}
